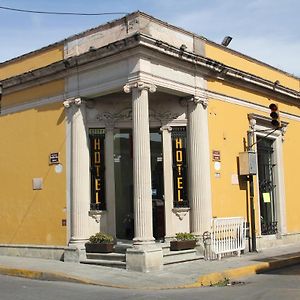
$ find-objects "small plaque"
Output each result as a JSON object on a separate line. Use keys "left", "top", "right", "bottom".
{"left": 212, "top": 150, "right": 221, "bottom": 161}
{"left": 49, "top": 152, "right": 60, "bottom": 165}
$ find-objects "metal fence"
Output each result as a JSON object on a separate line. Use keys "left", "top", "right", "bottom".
{"left": 208, "top": 217, "right": 247, "bottom": 260}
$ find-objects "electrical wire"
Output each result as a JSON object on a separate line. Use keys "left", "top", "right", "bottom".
{"left": 0, "top": 5, "right": 128, "bottom": 16}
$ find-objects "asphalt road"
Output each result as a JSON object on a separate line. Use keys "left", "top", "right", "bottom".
{"left": 1, "top": 264, "right": 300, "bottom": 300}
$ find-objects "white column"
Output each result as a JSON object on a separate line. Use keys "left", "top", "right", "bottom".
{"left": 160, "top": 125, "right": 175, "bottom": 239}
{"left": 64, "top": 98, "right": 91, "bottom": 246}
{"left": 124, "top": 82, "right": 163, "bottom": 272}
{"left": 187, "top": 96, "right": 212, "bottom": 236}
{"left": 105, "top": 125, "right": 116, "bottom": 237}
{"left": 124, "top": 81, "right": 156, "bottom": 244}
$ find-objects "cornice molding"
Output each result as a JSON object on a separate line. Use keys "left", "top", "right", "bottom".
{"left": 1, "top": 32, "right": 299, "bottom": 106}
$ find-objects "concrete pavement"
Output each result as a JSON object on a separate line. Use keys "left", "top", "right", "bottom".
{"left": 0, "top": 242, "right": 300, "bottom": 289}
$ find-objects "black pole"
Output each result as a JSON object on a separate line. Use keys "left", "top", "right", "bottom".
{"left": 249, "top": 174, "right": 257, "bottom": 252}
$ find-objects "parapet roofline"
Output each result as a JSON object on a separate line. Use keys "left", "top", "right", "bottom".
{"left": 0, "top": 10, "right": 299, "bottom": 80}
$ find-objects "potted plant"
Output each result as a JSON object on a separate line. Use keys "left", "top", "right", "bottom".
{"left": 85, "top": 232, "right": 115, "bottom": 253}
{"left": 170, "top": 232, "right": 197, "bottom": 251}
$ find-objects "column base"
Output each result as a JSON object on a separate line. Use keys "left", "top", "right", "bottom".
{"left": 126, "top": 244, "right": 163, "bottom": 272}
{"left": 66, "top": 239, "right": 88, "bottom": 262}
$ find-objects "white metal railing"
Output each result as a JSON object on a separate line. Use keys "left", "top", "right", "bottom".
{"left": 210, "top": 217, "right": 247, "bottom": 260}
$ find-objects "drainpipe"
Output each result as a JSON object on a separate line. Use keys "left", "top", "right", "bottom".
{"left": 0, "top": 83, "right": 2, "bottom": 114}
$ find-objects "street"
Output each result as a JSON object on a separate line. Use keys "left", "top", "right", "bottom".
{"left": 0, "top": 264, "right": 300, "bottom": 300}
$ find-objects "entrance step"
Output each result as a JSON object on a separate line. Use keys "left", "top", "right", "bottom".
{"left": 80, "top": 241, "right": 132, "bottom": 269}
{"left": 81, "top": 252, "right": 126, "bottom": 269}
{"left": 163, "top": 248, "right": 203, "bottom": 265}
{"left": 86, "top": 252, "right": 125, "bottom": 261}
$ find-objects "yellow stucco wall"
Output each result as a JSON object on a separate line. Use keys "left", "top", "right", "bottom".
{"left": 0, "top": 102, "right": 67, "bottom": 245}
{"left": 2, "top": 80, "right": 65, "bottom": 109}
{"left": 206, "top": 43, "right": 300, "bottom": 91}
{"left": 207, "top": 78, "right": 300, "bottom": 234}
{"left": 0, "top": 45, "right": 64, "bottom": 80}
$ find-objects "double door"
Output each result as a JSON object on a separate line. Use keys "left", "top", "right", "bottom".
{"left": 114, "top": 129, "right": 165, "bottom": 240}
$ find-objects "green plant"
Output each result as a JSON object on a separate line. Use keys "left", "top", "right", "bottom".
{"left": 175, "top": 232, "right": 197, "bottom": 241}
{"left": 88, "top": 232, "right": 114, "bottom": 244}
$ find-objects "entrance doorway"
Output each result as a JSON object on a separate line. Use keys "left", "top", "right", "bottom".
{"left": 150, "top": 130, "right": 165, "bottom": 240}
{"left": 257, "top": 138, "right": 278, "bottom": 235}
{"left": 114, "top": 129, "right": 165, "bottom": 240}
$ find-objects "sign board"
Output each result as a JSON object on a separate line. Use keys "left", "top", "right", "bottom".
{"left": 212, "top": 150, "right": 221, "bottom": 161}
{"left": 89, "top": 128, "right": 106, "bottom": 210}
{"left": 171, "top": 127, "right": 188, "bottom": 207}
{"left": 49, "top": 152, "right": 60, "bottom": 165}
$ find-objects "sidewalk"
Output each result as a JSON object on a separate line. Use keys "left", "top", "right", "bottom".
{"left": 0, "top": 242, "right": 300, "bottom": 289}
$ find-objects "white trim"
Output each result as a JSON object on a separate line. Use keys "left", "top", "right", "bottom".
{"left": 252, "top": 121, "right": 287, "bottom": 237}
{"left": 1, "top": 94, "right": 64, "bottom": 116}
{"left": 65, "top": 107, "right": 72, "bottom": 243}
{"left": 208, "top": 90, "right": 300, "bottom": 122}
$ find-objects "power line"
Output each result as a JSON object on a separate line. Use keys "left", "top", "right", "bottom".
{"left": 0, "top": 5, "right": 128, "bottom": 16}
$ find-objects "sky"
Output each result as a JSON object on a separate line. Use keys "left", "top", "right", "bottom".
{"left": 0, "top": 0, "right": 299, "bottom": 77}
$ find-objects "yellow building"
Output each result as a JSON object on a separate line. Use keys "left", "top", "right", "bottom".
{"left": 0, "top": 12, "right": 299, "bottom": 271}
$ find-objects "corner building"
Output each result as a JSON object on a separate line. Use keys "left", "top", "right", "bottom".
{"left": 0, "top": 12, "right": 300, "bottom": 271}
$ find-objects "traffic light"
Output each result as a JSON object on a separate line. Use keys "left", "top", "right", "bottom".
{"left": 269, "top": 103, "right": 280, "bottom": 127}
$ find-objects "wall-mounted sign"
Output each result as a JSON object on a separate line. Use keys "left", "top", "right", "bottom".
{"left": 89, "top": 128, "right": 106, "bottom": 210}
{"left": 49, "top": 152, "right": 60, "bottom": 165}
{"left": 212, "top": 150, "right": 221, "bottom": 162}
{"left": 171, "top": 127, "right": 188, "bottom": 208}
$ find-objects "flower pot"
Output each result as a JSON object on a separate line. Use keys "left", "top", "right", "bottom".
{"left": 85, "top": 242, "right": 114, "bottom": 253}
{"left": 170, "top": 240, "right": 196, "bottom": 251}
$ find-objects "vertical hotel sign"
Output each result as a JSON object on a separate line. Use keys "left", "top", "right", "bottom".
{"left": 171, "top": 127, "right": 188, "bottom": 207}
{"left": 89, "top": 128, "right": 106, "bottom": 210}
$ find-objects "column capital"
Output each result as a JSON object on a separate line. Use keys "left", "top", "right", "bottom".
{"left": 63, "top": 97, "right": 84, "bottom": 109}
{"left": 160, "top": 125, "right": 172, "bottom": 132}
{"left": 188, "top": 96, "right": 209, "bottom": 109}
{"left": 123, "top": 81, "right": 157, "bottom": 94}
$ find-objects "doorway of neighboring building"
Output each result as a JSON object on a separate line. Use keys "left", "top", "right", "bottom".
{"left": 257, "top": 138, "right": 278, "bottom": 235}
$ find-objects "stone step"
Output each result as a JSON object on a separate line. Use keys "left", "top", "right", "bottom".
{"left": 86, "top": 252, "right": 126, "bottom": 262}
{"left": 81, "top": 258, "right": 126, "bottom": 269}
{"left": 114, "top": 242, "right": 133, "bottom": 254}
{"left": 163, "top": 249, "right": 203, "bottom": 265}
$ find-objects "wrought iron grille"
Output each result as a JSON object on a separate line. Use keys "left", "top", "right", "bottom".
{"left": 261, "top": 221, "right": 278, "bottom": 235}
{"left": 257, "top": 138, "right": 277, "bottom": 235}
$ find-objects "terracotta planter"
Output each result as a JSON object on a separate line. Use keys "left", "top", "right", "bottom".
{"left": 85, "top": 242, "right": 114, "bottom": 253}
{"left": 170, "top": 240, "right": 196, "bottom": 251}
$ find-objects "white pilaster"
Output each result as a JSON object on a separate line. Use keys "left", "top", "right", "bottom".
{"left": 105, "top": 125, "right": 117, "bottom": 237}
{"left": 187, "top": 96, "right": 212, "bottom": 236}
{"left": 160, "top": 125, "right": 175, "bottom": 239}
{"left": 64, "top": 98, "right": 91, "bottom": 247}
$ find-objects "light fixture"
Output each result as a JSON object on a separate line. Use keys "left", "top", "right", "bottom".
{"left": 179, "top": 44, "right": 187, "bottom": 51}
{"left": 221, "top": 36, "right": 232, "bottom": 47}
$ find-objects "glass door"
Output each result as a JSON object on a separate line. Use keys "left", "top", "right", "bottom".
{"left": 150, "top": 129, "right": 165, "bottom": 240}
{"left": 114, "top": 129, "right": 134, "bottom": 239}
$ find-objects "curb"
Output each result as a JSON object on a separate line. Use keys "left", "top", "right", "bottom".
{"left": 0, "top": 265, "right": 129, "bottom": 289}
{"left": 1, "top": 254, "right": 300, "bottom": 290}
{"left": 182, "top": 254, "right": 300, "bottom": 288}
